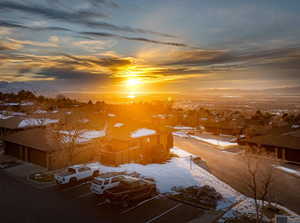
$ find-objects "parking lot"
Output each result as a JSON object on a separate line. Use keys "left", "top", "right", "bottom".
{"left": 1, "top": 166, "right": 207, "bottom": 223}
{"left": 48, "top": 180, "right": 203, "bottom": 223}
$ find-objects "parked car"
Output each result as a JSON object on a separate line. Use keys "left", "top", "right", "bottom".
{"left": 90, "top": 175, "right": 135, "bottom": 196}
{"left": 105, "top": 177, "right": 156, "bottom": 207}
{"left": 54, "top": 163, "right": 100, "bottom": 185}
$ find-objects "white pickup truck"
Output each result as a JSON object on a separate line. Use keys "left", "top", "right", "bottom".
{"left": 55, "top": 163, "right": 100, "bottom": 185}
{"left": 90, "top": 175, "right": 136, "bottom": 195}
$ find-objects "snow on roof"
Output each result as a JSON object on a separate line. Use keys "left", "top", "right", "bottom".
{"left": 152, "top": 114, "right": 167, "bottom": 119}
{"left": 18, "top": 118, "right": 59, "bottom": 128}
{"left": 52, "top": 110, "right": 59, "bottom": 113}
{"left": 79, "top": 118, "right": 89, "bottom": 123}
{"left": 34, "top": 110, "right": 47, "bottom": 114}
{"left": 60, "top": 129, "right": 106, "bottom": 144}
{"left": 173, "top": 126, "right": 195, "bottom": 130}
{"left": 131, "top": 128, "right": 156, "bottom": 138}
{"left": 2, "top": 102, "right": 19, "bottom": 106}
{"left": 108, "top": 113, "right": 116, "bottom": 117}
{"left": 292, "top": 124, "right": 300, "bottom": 129}
{"left": 20, "top": 102, "right": 34, "bottom": 106}
{"left": 0, "top": 114, "right": 13, "bottom": 119}
{"left": 114, "top": 122, "right": 124, "bottom": 128}
{"left": 80, "top": 130, "right": 106, "bottom": 139}
{"left": 65, "top": 111, "right": 72, "bottom": 115}
{"left": 11, "top": 112, "right": 26, "bottom": 116}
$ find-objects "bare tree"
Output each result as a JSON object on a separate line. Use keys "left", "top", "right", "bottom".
{"left": 48, "top": 111, "right": 87, "bottom": 166}
{"left": 242, "top": 152, "right": 276, "bottom": 223}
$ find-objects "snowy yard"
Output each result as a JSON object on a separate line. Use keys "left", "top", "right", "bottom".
{"left": 91, "top": 147, "right": 242, "bottom": 210}
{"left": 218, "top": 198, "right": 299, "bottom": 223}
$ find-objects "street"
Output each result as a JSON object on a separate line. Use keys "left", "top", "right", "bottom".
{"left": 174, "top": 136, "right": 300, "bottom": 214}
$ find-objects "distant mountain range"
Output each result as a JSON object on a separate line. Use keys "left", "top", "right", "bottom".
{"left": 1, "top": 81, "right": 300, "bottom": 100}
{"left": 197, "top": 86, "right": 300, "bottom": 96}
{"left": 0, "top": 82, "right": 56, "bottom": 96}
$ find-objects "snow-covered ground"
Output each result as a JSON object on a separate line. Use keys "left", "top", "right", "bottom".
{"left": 190, "top": 135, "right": 237, "bottom": 147}
{"left": 90, "top": 147, "right": 242, "bottom": 210}
{"left": 275, "top": 165, "right": 300, "bottom": 178}
{"left": 219, "top": 198, "right": 299, "bottom": 223}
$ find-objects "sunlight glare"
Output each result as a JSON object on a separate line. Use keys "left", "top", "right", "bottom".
{"left": 126, "top": 78, "right": 142, "bottom": 87}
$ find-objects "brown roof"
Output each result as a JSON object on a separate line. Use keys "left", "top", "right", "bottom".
{"left": 0, "top": 117, "right": 25, "bottom": 129}
{"left": 2, "top": 128, "right": 60, "bottom": 152}
{"left": 243, "top": 128, "right": 300, "bottom": 151}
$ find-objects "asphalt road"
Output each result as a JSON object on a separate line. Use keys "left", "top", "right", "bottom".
{"left": 174, "top": 136, "right": 300, "bottom": 214}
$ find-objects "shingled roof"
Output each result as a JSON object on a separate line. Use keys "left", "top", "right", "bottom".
{"left": 1, "top": 128, "right": 59, "bottom": 152}
{"left": 0, "top": 117, "right": 25, "bottom": 129}
{"left": 0, "top": 116, "right": 59, "bottom": 129}
{"left": 242, "top": 128, "right": 300, "bottom": 151}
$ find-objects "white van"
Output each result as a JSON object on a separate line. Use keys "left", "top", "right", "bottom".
{"left": 90, "top": 175, "right": 135, "bottom": 195}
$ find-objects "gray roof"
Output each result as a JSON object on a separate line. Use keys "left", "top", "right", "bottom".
{"left": 243, "top": 128, "right": 300, "bottom": 151}
{"left": 2, "top": 128, "right": 60, "bottom": 152}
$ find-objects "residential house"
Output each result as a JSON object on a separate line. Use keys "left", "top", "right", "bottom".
{"left": 1, "top": 128, "right": 105, "bottom": 169}
{"left": 99, "top": 122, "right": 173, "bottom": 165}
{"left": 240, "top": 126, "right": 300, "bottom": 163}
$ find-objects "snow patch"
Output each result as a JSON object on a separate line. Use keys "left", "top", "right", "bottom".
{"left": 89, "top": 147, "right": 241, "bottom": 210}
{"left": 20, "top": 102, "right": 34, "bottom": 106}
{"left": 11, "top": 112, "right": 26, "bottom": 116}
{"left": 219, "top": 198, "right": 299, "bottom": 223}
{"left": 173, "top": 132, "right": 189, "bottom": 138}
{"left": 292, "top": 124, "right": 300, "bottom": 129}
{"left": 190, "top": 135, "right": 238, "bottom": 147}
{"left": 60, "top": 129, "right": 106, "bottom": 143}
{"left": 275, "top": 165, "right": 300, "bottom": 177}
{"left": 108, "top": 113, "right": 116, "bottom": 117}
{"left": 34, "top": 110, "right": 47, "bottom": 114}
{"left": 0, "top": 114, "right": 12, "bottom": 119}
{"left": 18, "top": 118, "right": 59, "bottom": 128}
{"left": 131, "top": 128, "right": 156, "bottom": 138}
{"left": 173, "top": 126, "right": 195, "bottom": 130}
{"left": 114, "top": 122, "right": 124, "bottom": 128}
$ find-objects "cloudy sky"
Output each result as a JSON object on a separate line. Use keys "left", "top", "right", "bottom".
{"left": 1, "top": 0, "right": 300, "bottom": 96}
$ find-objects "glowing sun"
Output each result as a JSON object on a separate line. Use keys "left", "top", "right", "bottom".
{"left": 126, "top": 78, "right": 142, "bottom": 87}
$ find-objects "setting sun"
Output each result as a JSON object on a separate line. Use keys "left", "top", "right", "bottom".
{"left": 126, "top": 78, "right": 142, "bottom": 87}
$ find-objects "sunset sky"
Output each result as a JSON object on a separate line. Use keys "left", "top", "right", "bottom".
{"left": 1, "top": 0, "right": 300, "bottom": 96}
